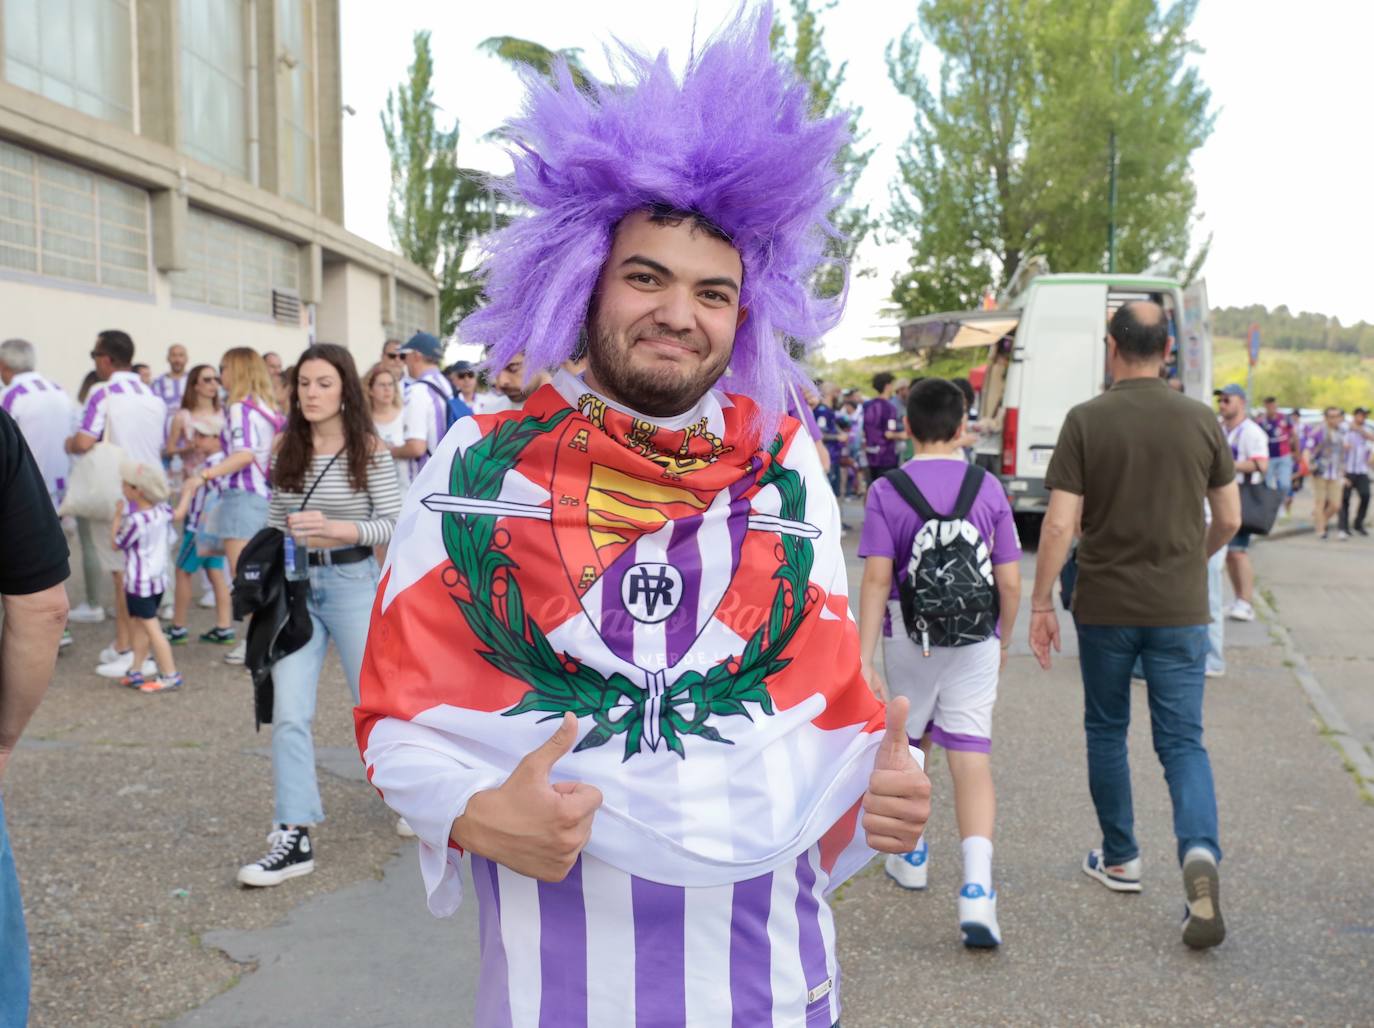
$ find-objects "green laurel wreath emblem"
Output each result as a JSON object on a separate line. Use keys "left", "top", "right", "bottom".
{"left": 436, "top": 412, "right": 815, "bottom": 761}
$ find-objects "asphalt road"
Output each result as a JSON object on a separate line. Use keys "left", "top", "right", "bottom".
{"left": 9, "top": 498, "right": 1374, "bottom": 1025}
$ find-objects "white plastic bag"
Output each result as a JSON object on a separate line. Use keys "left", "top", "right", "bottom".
{"left": 59, "top": 442, "right": 126, "bottom": 519}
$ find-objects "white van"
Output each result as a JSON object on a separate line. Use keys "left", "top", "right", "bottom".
{"left": 899, "top": 274, "right": 1213, "bottom": 514}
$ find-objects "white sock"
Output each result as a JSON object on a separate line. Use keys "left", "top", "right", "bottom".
{"left": 962, "top": 835, "right": 993, "bottom": 891}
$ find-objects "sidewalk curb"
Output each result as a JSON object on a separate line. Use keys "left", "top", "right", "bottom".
{"left": 1254, "top": 592, "right": 1374, "bottom": 795}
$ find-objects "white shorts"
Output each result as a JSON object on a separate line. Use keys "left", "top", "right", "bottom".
{"left": 881, "top": 600, "right": 998, "bottom": 752}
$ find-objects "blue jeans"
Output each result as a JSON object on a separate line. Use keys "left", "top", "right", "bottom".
{"left": 1265, "top": 453, "right": 1293, "bottom": 497}
{"left": 270, "top": 557, "right": 378, "bottom": 825}
{"left": 1076, "top": 624, "right": 1221, "bottom": 867}
{"left": 0, "top": 792, "right": 30, "bottom": 1027}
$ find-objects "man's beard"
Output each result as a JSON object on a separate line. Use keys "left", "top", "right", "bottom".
{"left": 585, "top": 319, "right": 731, "bottom": 418}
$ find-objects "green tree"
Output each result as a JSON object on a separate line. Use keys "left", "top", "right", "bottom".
{"left": 769, "top": 0, "right": 875, "bottom": 299}
{"left": 887, "top": 0, "right": 1214, "bottom": 316}
{"left": 382, "top": 31, "right": 493, "bottom": 335}
{"left": 478, "top": 36, "right": 593, "bottom": 91}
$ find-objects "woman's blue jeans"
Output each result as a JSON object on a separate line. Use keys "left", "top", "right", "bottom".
{"left": 1075, "top": 623, "right": 1221, "bottom": 868}
{"left": 270, "top": 557, "right": 378, "bottom": 826}
{"left": 0, "top": 792, "right": 30, "bottom": 1027}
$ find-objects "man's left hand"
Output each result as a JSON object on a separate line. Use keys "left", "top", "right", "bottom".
{"left": 862, "top": 696, "right": 931, "bottom": 854}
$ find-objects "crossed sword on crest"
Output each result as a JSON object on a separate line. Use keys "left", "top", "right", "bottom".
{"left": 421, "top": 491, "right": 820, "bottom": 752}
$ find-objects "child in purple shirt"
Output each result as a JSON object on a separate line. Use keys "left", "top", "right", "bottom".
{"left": 112, "top": 461, "right": 181, "bottom": 694}
{"left": 857, "top": 378, "right": 1022, "bottom": 948}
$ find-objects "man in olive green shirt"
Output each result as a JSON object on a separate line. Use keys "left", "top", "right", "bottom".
{"left": 1029, "top": 300, "right": 1241, "bottom": 950}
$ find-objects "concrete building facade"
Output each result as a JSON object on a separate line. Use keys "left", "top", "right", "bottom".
{"left": 0, "top": 0, "right": 436, "bottom": 394}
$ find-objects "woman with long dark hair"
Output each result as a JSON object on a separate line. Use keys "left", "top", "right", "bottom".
{"left": 164, "top": 363, "right": 223, "bottom": 480}
{"left": 236, "top": 343, "right": 402, "bottom": 888}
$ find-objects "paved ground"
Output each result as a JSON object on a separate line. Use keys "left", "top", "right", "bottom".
{"left": 9, "top": 499, "right": 1374, "bottom": 1025}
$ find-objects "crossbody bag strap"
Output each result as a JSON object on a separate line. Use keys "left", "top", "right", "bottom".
{"left": 300, "top": 451, "right": 343, "bottom": 512}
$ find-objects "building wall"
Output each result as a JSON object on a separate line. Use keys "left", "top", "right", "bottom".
{"left": 317, "top": 260, "right": 385, "bottom": 359}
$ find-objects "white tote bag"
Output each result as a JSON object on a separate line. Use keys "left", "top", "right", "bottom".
{"left": 58, "top": 396, "right": 128, "bottom": 519}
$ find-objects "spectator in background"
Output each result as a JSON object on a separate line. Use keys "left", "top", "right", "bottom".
{"left": 132, "top": 363, "right": 152, "bottom": 386}
{"left": 167, "top": 414, "right": 234, "bottom": 649}
{"left": 263, "top": 352, "right": 284, "bottom": 392}
{"left": 67, "top": 372, "right": 106, "bottom": 625}
{"left": 151, "top": 344, "right": 189, "bottom": 411}
{"left": 492, "top": 352, "right": 552, "bottom": 409}
{"left": 444, "top": 360, "right": 479, "bottom": 408}
{"left": 164, "top": 364, "right": 223, "bottom": 481}
{"left": 380, "top": 339, "right": 405, "bottom": 387}
{"left": 365, "top": 363, "right": 408, "bottom": 491}
{"left": 191, "top": 348, "right": 283, "bottom": 666}
{"left": 1339, "top": 407, "right": 1371, "bottom": 538}
{"left": 393, "top": 332, "right": 463, "bottom": 481}
{"left": 841, "top": 397, "right": 865, "bottom": 498}
{"left": 1216, "top": 384, "right": 1268, "bottom": 621}
{"left": 1304, "top": 406, "right": 1348, "bottom": 540}
{"left": 1031, "top": 300, "right": 1239, "bottom": 951}
{"left": 0, "top": 407, "right": 71, "bottom": 1027}
{"left": 1287, "top": 407, "right": 1307, "bottom": 511}
{"left": 111, "top": 461, "right": 179, "bottom": 693}
{"left": 864, "top": 371, "right": 905, "bottom": 484}
{"left": 950, "top": 375, "right": 978, "bottom": 458}
{"left": 67, "top": 331, "right": 167, "bottom": 677}
{"left": 0, "top": 339, "right": 71, "bottom": 509}
{"left": 813, "top": 380, "right": 846, "bottom": 498}
{"left": 1256, "top": 396, "right": 1294, "bottom": 517}
{"left": 787, "top": 379, "right": 827, "bottom": 472}
{"left": 236, "top": 343, "right": 403, "bottom": 886}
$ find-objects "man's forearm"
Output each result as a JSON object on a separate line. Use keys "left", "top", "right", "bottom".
{"left": 1032, "top": 519, "right": 1074, "bottom": 605}
{"left": 1203, "top": 520, "right": 1237, "bottom": 558}
{"left": 0, "top": 584, "right": 69, "bottom": 764}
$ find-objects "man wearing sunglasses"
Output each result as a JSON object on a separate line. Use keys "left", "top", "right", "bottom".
{"left": 444, "top": 360, "right": 478, "bottom": 407}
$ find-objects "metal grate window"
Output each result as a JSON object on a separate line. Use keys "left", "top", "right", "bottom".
{"left": 169, "top": 206, "right": 299, "bottom": 317}
{"left": 0, "top": 138, "right": 150, "bottom": 292}
{"left": 394, "top": 283, "right": 435, "bottom": 338}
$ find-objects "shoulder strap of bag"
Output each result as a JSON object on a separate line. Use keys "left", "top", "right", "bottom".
{"left": 951, "top": 464, "right": 988, "bottom": 521}
{"left": 300, "top": 451, "right": 343, "bottom": 512}
{"left": 882, "top": 469, "right": 941, "bottom": 523}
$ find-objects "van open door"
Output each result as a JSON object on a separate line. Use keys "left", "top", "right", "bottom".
{"left": 1179, "top": 278, "right": 1212, "bottom": 401}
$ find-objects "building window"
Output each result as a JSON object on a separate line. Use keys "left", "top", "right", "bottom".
{"left": 179, "top": 0, "right": 249, "bottom": 177}
{"left": 394, "top": 284, "right": 435, "bottom": 338}
{"left": 170, "top": 207, "right": 299, "bottom": 317}
{"left": 3, "top": 0, "right": 135, "bottom": 129}
{"left": 277, "top": 0, "right": 315, "bottom": 208}
{"left": 0, "top": 139, "right": 150, "bottom": 292}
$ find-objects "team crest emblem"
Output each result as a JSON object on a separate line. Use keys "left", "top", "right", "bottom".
{"left": 422, "top": 411, "right": 820, "bottom": 760}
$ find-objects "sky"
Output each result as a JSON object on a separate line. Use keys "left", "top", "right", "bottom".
{"left": 338, "top": 0, "right": 1374, "bottom": 361}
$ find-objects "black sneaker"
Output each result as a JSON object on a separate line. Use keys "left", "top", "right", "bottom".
{"left": 199, "top": 626, "right": 236, "bottom": 645}
{"left": 236, "top": 826, "right": 315, "bottom": 887}
{"left": 1357, "top": 527, "right": 1369, "bottom": 537}
{"left": 166, "top": 625, "right": 188, "bottom": 645}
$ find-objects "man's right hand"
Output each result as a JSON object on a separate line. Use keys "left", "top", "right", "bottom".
{"left": 450, "top": 712, "right": 603, "bottom": 882}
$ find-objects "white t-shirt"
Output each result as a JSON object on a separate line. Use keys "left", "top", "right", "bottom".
{"left": 1226, "top": 418, "right": 1269, "bottom": 485}
{"left": 78, "top": 370, "right": 167, "bottom": 467}
{"left": 1, "top": 372, "right": 72, "bottom": 506}
{"left": 373, "top": 412, "right": 411, "bottom": 490}
{"left": 401, "top": 369, "right": 453, "bottom": 480}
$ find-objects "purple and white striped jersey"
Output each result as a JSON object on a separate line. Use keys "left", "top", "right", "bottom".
{"left": 220, "top": 397, "right": 283, "bottom": 498}
{"left": 79, "top": 370, "right": 167, "bottom": 466}
{"left": 0, "top": 372, "right": 71, "bottom": 506}
{"left": 1345, "top": 425, "right": 1372, "bottom": 475}
{"left": 401, "top": 368, "right": 453, "bottom": 480}
{"left": 471, "top": 847, "right": 840, "bottom": 1028}
{"left": 115, "top": 503, "right": 173, "bottom": 597}
{"left": 184, "top": 451, "right": 225, "bottom": 531}
{"left": 151, "top": 371, "right": 187, "bottom": 411}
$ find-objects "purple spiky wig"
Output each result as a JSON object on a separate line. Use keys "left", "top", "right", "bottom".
{"left": 460, "top": 4, "right": 850, "bottom": 422}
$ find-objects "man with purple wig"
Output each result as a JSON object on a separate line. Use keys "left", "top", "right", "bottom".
{"left": 356, "top": 9, "right": 931, "bottom": 1025}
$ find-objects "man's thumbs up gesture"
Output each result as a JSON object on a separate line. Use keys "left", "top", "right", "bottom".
{"left": 450, "top": 713, "right": 604, "bottom": 882}
{"left": 863, "top": 696, "right": 932, "bottom": 853}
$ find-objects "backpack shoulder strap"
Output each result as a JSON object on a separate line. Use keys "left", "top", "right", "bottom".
{"left": 882, "top": 469, "right": 941, "bottom": 523}
{"left": 951, "top": 464, "right": 988, "bottom": 520}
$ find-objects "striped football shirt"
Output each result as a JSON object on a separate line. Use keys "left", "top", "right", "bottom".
{"left": 266, "top": 449, "right": 403, "bottom": 548}
{"left": 184, "top": 451, "right": 225, "bottom": 532}
{"left": 221, "top": 397, "right": 283, "bottom": 498}
{"left": 471, "top": 847, "right": 840, "bottom": 1028}
{"left": 79, "top": 370, "right": 167, "bottom": 467}
{"left": 0, "top": 372, "right": 71, "bottom": 506}
{"left": 115, "top": 503, "right": 173, "bottom": 597}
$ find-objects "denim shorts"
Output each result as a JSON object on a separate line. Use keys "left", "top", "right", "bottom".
{"left": 211, "top": 488, "right": 269, "bottom": 541}
{"left": 176, "top": 528, "right": 225, "bottom": 573}
{"left": 1228, "top": 529, "right": 1252, "bottom": 553}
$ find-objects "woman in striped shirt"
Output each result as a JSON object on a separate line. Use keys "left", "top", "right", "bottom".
{"left": 236, "top": 343, "right": 403, "bottom": 888}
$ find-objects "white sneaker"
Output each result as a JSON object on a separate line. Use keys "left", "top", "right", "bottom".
{"left": 68, "top": 602, "right": 107, "bottom": 624}
{"left": 396, "top": 817, "right": 418, "bottom": 839}
{"left": 96, "top": 653, "right": 158, "bottom": 678}
{"left": 957, "top": 883, "right": 1001, "bottom": 947}
{"left": 1082, "top": 849, "right": 1143, "bottom": 892}
{"left": 159, "top": 602, "right": 174, "bottom": 620}
{"left": 198, "top": 591, "right": 217, "bottom": 609}
{"left": 1337, "top": 530, "right": 1350, "bottom": 541}
{"left": 1204, "top": 667, "right": 1226, "bottom": 679}
{"left": 223, "top": 641, "right": 247, "bottom": 666}
{"left": 99, "top": 643, "right": 126, "bottom": 664}
{"left": 1226, "top": 600, "right": 1255, "bottom": 622}
{"left": 884, "top": 844, "right": 929, "bottom": 890}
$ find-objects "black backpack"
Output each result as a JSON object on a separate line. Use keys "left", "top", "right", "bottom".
{"left": 883, "top": 465, "right": 999, "bottom": 655}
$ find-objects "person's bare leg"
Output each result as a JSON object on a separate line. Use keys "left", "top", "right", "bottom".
{"left": 1235, "top": 553, "right": 1255, "bottom": 605}
{"left": 1225, "top": 551, "right": 1242, "bottom": 600}
{"left": 947, "top": 749, "right": 996, "bottom": 841}
{"left": 173, "top": 568, "right": 192, "bottom": 628}
{"left": 143, "top": 617, "right": 176, "bottom": 676}
{"left": 208, "top": 567, "right": 232, "bottom": 630}
{"left": 127, "top": 617, "right": 149, "bottom": 672}
{"left": 223, "top": 538, "right": 245, "bottom": 581}
{"left": 112, "top": 572, "right": 131, "bottom": 651}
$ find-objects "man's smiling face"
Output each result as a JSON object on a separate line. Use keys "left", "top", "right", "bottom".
{"left": 583, "top": 209, "right": 747, "bottom": 417}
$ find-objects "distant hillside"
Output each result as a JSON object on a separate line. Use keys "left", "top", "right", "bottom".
{"left": 1213, "top": 305, "right": 1374, "bottom": 357}
{"left": 1212, "top": 336, "right": 1374, "bottom": 410}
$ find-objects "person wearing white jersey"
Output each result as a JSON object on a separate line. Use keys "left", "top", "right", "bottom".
{"left": 151, "top": 344, "right": 189, "bottom": 412}
{"left": 66, "top": 331, "right": 168, "bottom": 672}
{"left": 393, "top": 331, "right": 468, "bottom": 481}
{"left": 1215, "top": 384, "right": 1268, "bottom": 621}
{"left": 0, "top": 339, "right": 71, "bottom": 509}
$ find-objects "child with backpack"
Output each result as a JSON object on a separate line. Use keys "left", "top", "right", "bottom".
{"left": 857, "top": 377, "right": 1023, "bottom": 948}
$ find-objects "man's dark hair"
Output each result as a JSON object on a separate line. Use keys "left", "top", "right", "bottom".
{"left": 872, "top": 371, "right": 894, "bottom": 393}
{"left": 132, "top": 363, "right": 149, "bottom": 373}
{"left": 949, "top": 376, "right": 976, "bottom": 412}
{"left": 1263, "top": 395, "right": 1277, "bottom": 404}
{"left": 642, "top": 202, "right": 732, "bottom": 245}
{"left": 1108, "top": 302, "right": 1169, "bottom": 363}
{"left": 95, "top": 330, "right": 134, "bottom": 367}
{"left": 905, "top": 377, "right": 966, "bottom": 444}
